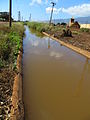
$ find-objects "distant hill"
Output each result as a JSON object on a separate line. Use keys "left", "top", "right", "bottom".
{"left": 51, "top": 16, "right": 90, "bottom": 24}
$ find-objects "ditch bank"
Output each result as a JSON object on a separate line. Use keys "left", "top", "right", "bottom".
{"left": 0, "top": 23, "right": 25, "bottom": 120}
{"left": 43, "top": 32, "right": 90, "bottom": 59}
{"left": 10, "top": 48, "right": 24, "bottom": 120}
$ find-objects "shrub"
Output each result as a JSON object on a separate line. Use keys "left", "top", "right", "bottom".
{"left": 61, "top": 22, "right": 67, "bottom": 26}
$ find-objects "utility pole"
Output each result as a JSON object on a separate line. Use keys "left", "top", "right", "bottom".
{"left": 29, "top": 13, "right": 31, "bottom": 21}
{"left": 18, "top": 11, "right": 21, "bottom": 21}
{"left": 49, "top": 2, "right": 56, "bottom": 25}
{"left": 9, "top": 0, "right": 12, "bottom": 27}
{"left": 22, "top": 16, "right": 23, "bottom": 21}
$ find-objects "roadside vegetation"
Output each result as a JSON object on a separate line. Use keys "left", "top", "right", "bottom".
{"left": 0, "top": 23, "right": 24, "bottom": 68}
{"left": 0, "top": 22, "right": 24, "bottom": 119}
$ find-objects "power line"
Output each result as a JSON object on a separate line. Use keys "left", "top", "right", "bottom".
{"left": 49, "top": 2, "right": 56, "bottom": 25}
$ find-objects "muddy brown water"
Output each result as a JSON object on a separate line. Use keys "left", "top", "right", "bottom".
{"left": 23, "top": 26, "right": 90, "bottom": 120}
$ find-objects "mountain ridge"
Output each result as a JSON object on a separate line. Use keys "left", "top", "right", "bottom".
{"left": 50, "top": 16, "right": 90, "bottom": 24}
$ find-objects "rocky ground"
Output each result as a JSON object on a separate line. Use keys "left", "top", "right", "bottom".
{"left": 0, "top": 68, "right": 15, "bottom": 119}
{"left": 46, "top": 29, "right": 90, "bottom": 52}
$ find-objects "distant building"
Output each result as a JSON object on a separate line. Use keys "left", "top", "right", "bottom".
{"left": 70, "top": 21, "right": 80, "bottom": 29}
{"left": 0, "top": 12, "right": 9, "bottom": 21}
{"left": 69, "top": 17, "right": 74, "bottom": 26}
{"left": 69, "top": 17, "right": 80, "bottom": 29}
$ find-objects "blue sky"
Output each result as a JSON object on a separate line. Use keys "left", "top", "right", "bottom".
{"left": 0, "top": 0, "right": 90, "bottom": 21}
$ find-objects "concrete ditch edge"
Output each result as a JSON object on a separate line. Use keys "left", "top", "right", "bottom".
{"left": 10, "top": 49, "right": 24, "bottom": 120}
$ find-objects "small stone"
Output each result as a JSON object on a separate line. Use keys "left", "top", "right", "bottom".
{"left": 0, "top": 115, "right": 2, "bottom": 118}
{"left": 8, "top": 114, "right": 10, "bottom": 118}
{"left": 1, "top": 102, "right": 3, "bottom": 105}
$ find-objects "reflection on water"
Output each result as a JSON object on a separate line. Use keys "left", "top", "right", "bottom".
{"left": 48, "top": 38, "right": 50, "bottom": 49}
{"left": 74, "top": 58, "right": 89, "bottom": 97}
{"left": 23, "top": 26, "right": 90, "bottom": 120}
{"left": 30, "top": 28, "right": 44, "bottom": 38}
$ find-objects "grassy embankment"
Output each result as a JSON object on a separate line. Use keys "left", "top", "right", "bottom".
{"left": 26, "top": 22, "right": 65, "bottom": 33}
{"left": 0, "top": 22, "right": 24, "bottom": 119}
{"left": 26, "top": 22, "right": 90, "bottom": 52}
{"left": 26, "top": 22, "right": 49, "bottom": 32}
{"left": 26, "top": 21, "right": 90, "bottom": 34}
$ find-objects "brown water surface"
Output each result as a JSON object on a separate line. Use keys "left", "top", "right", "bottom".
{"left": 23, "top": 26, "right": 90, "bottom": 120}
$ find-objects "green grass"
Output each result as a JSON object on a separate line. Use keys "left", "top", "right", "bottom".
{"left": 26, "top": 22, "right": 90, "bottom": 35}
{"left": 0, "top": 22, "right": 24, "bottom": 69}
{"left": 80, "top": 28, "right": 90, "bottom": 33}
{"left": 26, "top": 22, "right": 50, "bottom": 32}
{"left": 72, "top": 31, "right": 80, "bottom": 35}
{"left": 26, "top": 22, "right": 65, "bottom": 34}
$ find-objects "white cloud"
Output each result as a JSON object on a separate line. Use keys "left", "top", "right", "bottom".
{"left": 45, "top": 0, "right": 58, "bottom": 4}
{"left": 46, "top": 3, "right": 90, "bottom": 17}
{"left": 30, "top": 0, "right": 42, "bottom": 6}
{"left": 50, "top": 51, "right": 63, "bottom": 59}
{"left": 30, "top": 0, "right": 58, "bottom": 6}
{"left": 62, "top": 4, "right": 90, "bottom": 17}
{"left": 46, "top": 7, "right": 61, "bottom": 14}
{"left": 31, "top": 40, "right": 39, "bottom": 47}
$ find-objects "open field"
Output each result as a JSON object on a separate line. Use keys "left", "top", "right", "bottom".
{"left": 0, "top": 22, "right": 24, "bottom": 119}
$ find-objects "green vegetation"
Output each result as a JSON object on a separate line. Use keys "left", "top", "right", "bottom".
{"left": 72, "top": 31, "right": 80, "bottom": 35}
{"left": 0, "top": 22, "right": 24, "bottom": 120}
{"left": 26, "top": 22, "right": 66, "bottom": 34}
{"left": 80, "top": 28, "right": 90, "bottom": 33}
{"left": 26, "top": 22, "right": 50, "bottom": 32}
{"left": 26, "top": 22, "right": 90, "bottom": 35}
{"left": 0, "top": 23, "right": 24, "bottom": 68}
{"left": 30, "top": 28, "right": 44, "bottom": 38}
